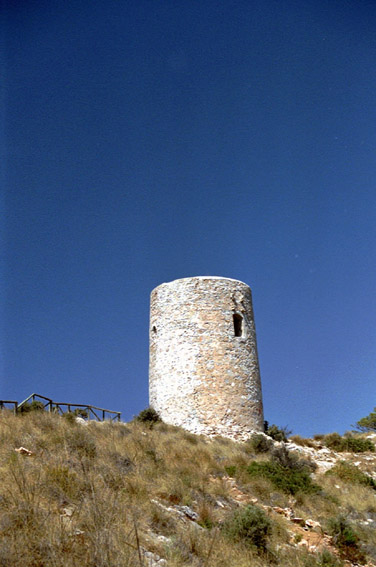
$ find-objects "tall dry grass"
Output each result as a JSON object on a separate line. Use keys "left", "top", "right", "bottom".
{"left": 0, "top": 410, "right": 375, "bottom": 566}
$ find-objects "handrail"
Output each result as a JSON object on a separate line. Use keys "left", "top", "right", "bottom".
{"left": 18, "top": 393, "right": 53, "bottom": 407}
{"left": 0, "top": 401, "right": 18, "bottom": 412}
{"left": 1, "top": 393, "right": 121, "bottom": 421}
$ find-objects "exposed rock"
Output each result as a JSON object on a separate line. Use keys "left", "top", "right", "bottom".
{"left": 175, "top": 505, "right": 199, "bottom": 521}
{"left": 75, "top": 417, "right": 88, "bottom": 426}
{"left": 305, "top": 519, "right": 322, "bottom": 531}
{"left": 142, "top": 549, "right": 167, "bottom": 566}
{"left": 291, "top": 517, "right": 305, "bottom": 526}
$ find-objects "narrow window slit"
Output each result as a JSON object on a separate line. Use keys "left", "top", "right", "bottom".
{"left": 152, "top": 325, "right": 157, "bottom": 334}
{"left": 233, "top": 313, "right": 243, "bottom": 337}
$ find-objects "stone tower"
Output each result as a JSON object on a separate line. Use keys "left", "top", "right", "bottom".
{"left": 149, "top": 276, "right": 264, "bottom": 440}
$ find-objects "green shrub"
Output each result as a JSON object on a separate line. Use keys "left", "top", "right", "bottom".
{"left": 221, "top": 504, "right": 272, "bottom": 552}
{"left": 318, "top": 549, "right": 343, "bottom": 566}
{"left": 344, "top": 437, "right": 374, "bottom": 452}
{"left": 326, "top": 461, "right": 376, "bottom": 490}
{"left": 303, "top": 549, "right": 344, "bottom": 566}
{"left": 250, "top": 433, "right": 273, "bottom": 453}
{"left": 328, "top": 516, "right": 366, "bottom": 563}
{"left": 265, "top": 423, "right": 291, "bottom": 442}
{"left": 135, "top": 407, "right": 161, "bottom": 427}
{"left": 324, "top": 433, "right": 374, "bottom": 453}
{"left": 246, "top": 447, "right": 319, "bottom": 496}
{"left": 247, "top": 460, "right": 320, "bottom": 495}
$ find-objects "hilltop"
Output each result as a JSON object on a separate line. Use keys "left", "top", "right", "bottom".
{"left": 0, "top": 410, "right": 375, "bottom": 567}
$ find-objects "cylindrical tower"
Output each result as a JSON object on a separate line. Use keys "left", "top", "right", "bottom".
{"left": 149, "top": 276, "right": 264, "bottom": 440}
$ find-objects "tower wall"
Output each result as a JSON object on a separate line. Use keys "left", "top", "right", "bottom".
{"left": 149, "top": 276, "right": 264, "bottom": 440}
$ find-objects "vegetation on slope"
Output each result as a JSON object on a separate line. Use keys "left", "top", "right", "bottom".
{"left": 0, "top": 410, "right": 375, "bottom": 566}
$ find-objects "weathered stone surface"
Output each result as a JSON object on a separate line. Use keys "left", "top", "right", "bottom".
{"left": 149, "top": 276, "right": 264, "bottom": 440}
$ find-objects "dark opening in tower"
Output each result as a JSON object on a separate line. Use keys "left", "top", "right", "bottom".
{"left": 233, "top": 313, "right": 243, "bottom": 337}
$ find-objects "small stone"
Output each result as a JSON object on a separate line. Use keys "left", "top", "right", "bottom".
{"left": 15, "top": 447, "right": 33, "bottom": 456}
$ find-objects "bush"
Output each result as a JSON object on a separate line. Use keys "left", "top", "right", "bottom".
{"left": 247, "top": 460, "right": 320, "bottom": 495}
{"left": 356, "top": 407, "right": 376, "bottom": 432}
{"left": 250, "top": 433, "right": 273, "bottom": 454}
{"left": 63, "top": 411, "right": 78, "bottom": 424}
{"left": 302, "top": 549, "right": 344, "bottom": 567}
{"left": 265, "top": 423, "right": 291, "bottom": 442}
{"left": 221, "top": 504, "right": 272, "bottom": 552}
{"left": 17, "top": 400, "right": 45, "bottom": 414}
{"left": 313, "top": 434, "right": 325, "bottom": 441}
{"left": 271, "top": 444, "right": 317, "bottom": 472}
{"left": 328, "top": 516, "right": 366, "bottom": 563}
{"left": 324, "top": 433, "right": 374, "bottom": 453}
{"left": 326, "top": 461, "right": 376, "bottom": 490}
{"left": 135, "top": 407, "right": 161, "bottom": 427}
{"left": 246, "top": 447, "right": 318, "bottom": 495}
{"left": 65, "top": 429, "right": 97, "bottom": 460}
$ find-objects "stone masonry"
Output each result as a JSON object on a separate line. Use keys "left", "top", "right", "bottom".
{"left": 149, "top": 277, "right": 264, "bottom": 440}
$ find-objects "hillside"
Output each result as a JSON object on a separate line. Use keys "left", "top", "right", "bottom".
{"left": 0, "top": 410, "right": 375, "bottom": 567}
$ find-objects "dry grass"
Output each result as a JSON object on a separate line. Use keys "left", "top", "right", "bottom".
{"left": 0, "top": 410, "right": 375, "bottom": 566}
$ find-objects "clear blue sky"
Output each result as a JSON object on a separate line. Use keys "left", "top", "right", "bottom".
{"left": 3, "top": 0, "right": 376, "bottom": 436}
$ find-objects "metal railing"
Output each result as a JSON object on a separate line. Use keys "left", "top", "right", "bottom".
{"left": 0, "top": 393, "right": 121, "bottom": 422}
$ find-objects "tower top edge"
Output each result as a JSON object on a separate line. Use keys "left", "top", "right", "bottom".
{"left": 152, "top": 276, "right": 251, "bottom": 290}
